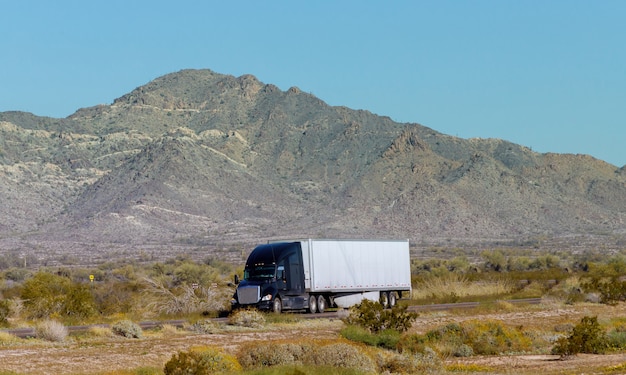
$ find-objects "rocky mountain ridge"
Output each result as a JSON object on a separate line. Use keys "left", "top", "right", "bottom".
{"left": 1, "top": 69, "right": 624, "bottom": 265}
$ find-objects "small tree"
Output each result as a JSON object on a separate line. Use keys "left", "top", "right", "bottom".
{"left": 21, "top": 271, "right": 97, "bottom": 321}
{"left": 552, "top": 316, "right": 608, "bottom": 357}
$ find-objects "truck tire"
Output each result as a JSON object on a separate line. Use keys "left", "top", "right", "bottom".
{"left": 380, "top": 292, "right": 389, "bottom": 308}
{"left": 317, "top": 295, "right": 326, "bottom": 313}
{"left": 273, "top": 297, "right": 282, "bottom": 314}
{"left": 308, "top": 295, "right": 317, "bottom": 314}
{"left": 388, "top": 292, "right": 397, "bottom": 307}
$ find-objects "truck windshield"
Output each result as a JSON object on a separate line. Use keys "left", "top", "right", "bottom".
{"left": 244, "top": 265, "right": 276, "bottom": 281}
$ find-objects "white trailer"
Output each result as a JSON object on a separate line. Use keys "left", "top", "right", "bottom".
{"left": 303, "top": 239, "right": 411, "bottom": 308}
{"left": 232, "top": 239, "right": 412, "bottom": 313}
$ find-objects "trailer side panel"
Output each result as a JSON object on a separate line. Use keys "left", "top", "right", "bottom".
{"left": 304, "top": 239, "right": 411, "bottom": 294}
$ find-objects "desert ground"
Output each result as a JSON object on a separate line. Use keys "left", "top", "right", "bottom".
{"left": 1, "top": 301, "right": 626, "bottom": 374}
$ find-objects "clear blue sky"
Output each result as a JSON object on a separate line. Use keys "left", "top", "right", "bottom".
{"left": 2, "top": 1, "right": 624, "bottom": 167}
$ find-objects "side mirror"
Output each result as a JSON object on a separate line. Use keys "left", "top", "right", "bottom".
{"left": 234, "top": 274, "right": 240, "bottom": 285}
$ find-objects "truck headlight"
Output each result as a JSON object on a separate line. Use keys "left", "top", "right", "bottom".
{"left": 261, "top": 293, "right": 273, "bottom": 301}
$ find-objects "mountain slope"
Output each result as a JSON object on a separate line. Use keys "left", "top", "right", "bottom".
{"left": 1, "top": 69, "right": 624, "bottom": 262}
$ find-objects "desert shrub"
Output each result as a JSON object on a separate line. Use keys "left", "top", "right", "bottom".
{"left": 164, "top": 346, "right": 242, "bottom": 375}
{"left": 237, "top": 340, "right": 375, "bottom": 372}
{"left": 376, "top": 349, "right": 443, "bottom": 374}
{"left": 306, "top": 342, "right": 375, "bottom": 373}
{"left": 342, "top": 299, "right": 417, "bottom": 333}
{"left": 92, "top": 280, "right": 141, "bottom": 316}
{"left": 4, "top": 267, "right": 29, "bottom": 282}
{"left": 21, "top": 272, "right": 70, "bottom": 319}
{"left": 396, "top": 333, "right": 429, "bottom": 354}
{"left": 20, "top": 271, "right": 97, "bottom": 321}
{"left": 453, "top": 343, "right": 475, "bottom": 357}
{"left": 36, "top": 319, "right": 68, "bottom": 342}
{"left": 401, "top": 320, "right": 532, "bottom": 357}
{"left": 0, "top": 299, "right": 11, "bottom": 326}
{"left": 111, "top": 320, "right": 143, "bottom": 338}
{"left": 462, "top": 319, "right": 532, "bottom": 355}
{"left": 61, "top": 283, "right": 98, "bottom": 320}
{"left": 188, "top": 319, "right": 221, "bottom": 334}
{"left": 237, "top": 341, "right": 309, "bottom": 368}
{"left": 552, "top": 316, "right": 608, "bottom": 357}
{"left": 142, "top": 278, "right": 227, "bottom": 315}
{"left": 340, "top": 324, "right": 401, "bottom": 350}
{"left": 445, "top": 363, "right": 494, "bottom": 372}
{"left": 228, "top": 308, "right": 266, "bottom": 328}
{"left": 481, "top": 250, "right": 507, "bottom": 271}
{"left": 581, "top": 276, "right": 626, "bottom": 305}
{"left": 0, "top": 330, "right": 19, "bottom": 344}
{"left": 606, "top": 330, "right": 626, "bottom": 351}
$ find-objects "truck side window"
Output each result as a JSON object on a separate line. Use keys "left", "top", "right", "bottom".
{"left": 277, "top": 265, "right": 286, "bottom": 281}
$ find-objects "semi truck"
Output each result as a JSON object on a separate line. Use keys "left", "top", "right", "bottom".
{"left": 232, "top": 239, "right": 411, "bottom": 313}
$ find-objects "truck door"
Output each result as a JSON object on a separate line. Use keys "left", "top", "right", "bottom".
{"left": 287, "top": 251, "right": 304, "bottom": 294}
{"left": 276, "top": 265, "right": 287, "bottom": 291}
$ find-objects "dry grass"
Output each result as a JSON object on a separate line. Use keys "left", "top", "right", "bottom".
{"left": 35, "top": 320, "right": 69, "bottom": 342}
{"left": 87, "top": 325, "right": 114, "bottom": 337}
{"left": 0, "top": 330, "right": 19, "bottom": 344}
{"left": 412, "top": 273, "right": 513, "bottom": 301}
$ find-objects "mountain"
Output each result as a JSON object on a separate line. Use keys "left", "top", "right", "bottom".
{"left": 1, "top": 69, "right": 625, "bottom": 265}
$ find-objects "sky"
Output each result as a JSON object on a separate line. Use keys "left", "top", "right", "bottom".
{"left": 1, "top": 1, "right": 624, "bottom": 167}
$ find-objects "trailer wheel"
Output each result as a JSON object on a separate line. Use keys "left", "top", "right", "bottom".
{"left": 388, "top": 292, "right": 397, "bottom": 307}
{"left": 317, "top": 295, "right": 326, "bottom": 313}
{"left": 380, "top": 292, "right": 389, "bottom": 308}
{"left": 308, "top": 295, "right": 317, "bottom": 314}
{"left": 273, "top": 297, "right": 282, "bottom": 314}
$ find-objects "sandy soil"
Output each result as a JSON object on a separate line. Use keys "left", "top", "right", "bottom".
{"left": 2, "top": 303, "right": 626, "bottom": 374}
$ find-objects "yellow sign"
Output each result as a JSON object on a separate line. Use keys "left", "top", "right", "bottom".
{"left": 89, "top": 274, "right": 94, "bottom": 282}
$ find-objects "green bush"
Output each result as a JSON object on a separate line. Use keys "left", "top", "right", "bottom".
{"left": 111, "top": 320, "right": 143, "bottom": 338}
{"left": 20, "top": 271, "right": 97, "bottom": 321}
{"left": 164, "top": 346, "right": 242, "bottom": 374}
{"left": 237, "top": 341, "right": 309, "bottom": 368}
{"left": 21, "top": 272, "right": 70, "bottom": 319}
{"left": 462, "top": 320, "right": 532, "bottom": 355}
{"left": 62, "top": 283, "right": 98, "bottom": 320}
{"left": 607, "top": 330, "right": 626, "bottom": 351}
{"left": 400, "top": 319, "right": 532, "bottom": 357}
{"left": 552, "top": 316, "right": 608, "bottom": 357}
{"left": 342, "top": 299, "right": 417, "bottom": 333}
{"left": 581, "top": 276, "right": 626, "bottom": 305}
{"left": 340, "top": 325, "right": 401, "bottom": 350}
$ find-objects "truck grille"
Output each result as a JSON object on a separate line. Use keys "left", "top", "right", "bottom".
{"left": 237, "top": 285, "right": 260, "bottom": 304}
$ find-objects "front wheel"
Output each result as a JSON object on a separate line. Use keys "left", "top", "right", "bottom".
{"left": 273, "top": 297, "right": 282, "bottom": 314}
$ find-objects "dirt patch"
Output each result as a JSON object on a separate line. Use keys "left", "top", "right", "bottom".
{"left": 0, "top": 326, "right": 340, "bottom": 374}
